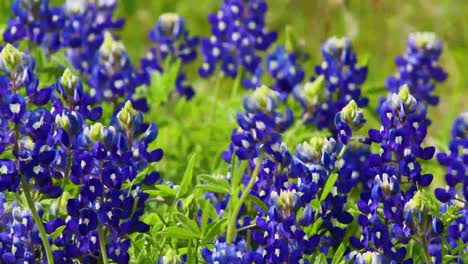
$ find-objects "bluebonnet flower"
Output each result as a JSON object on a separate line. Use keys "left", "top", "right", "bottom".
{"left": 3, "top": 0, "right": 65, "bottom": 53}
{"left": 0, "top": 44, "right": 60, "bottom": 197}
{"left": 386, "top": 32, "right": 447, "bottom": 106}
{"left": 199, "top": 0, "right": 277, "bottom": 79}
{"left": 0, "top": 202, "right": 50, "bottom": 263}
{"left": 294, "top": 37, "right": 368, "bottom": 130}
{"left": 88, "top": 32, "right": 147, "bottom": 110}
{"left": 202, "top": 237, "right": 265, "bottom": 263}
{"left": 347, "top": 250, "right": 387, "bottom": 264}
{"left": 222, "top": 85, "right": 293, "bottom": 162}
{"left": 61, "top": 0, "right": 124, "bottom": 75}
{"left": 334, "top": 100, "right": 366, "bottom": 144}
{"left": 141, "top": 13, "right": 199, "bottom": 99}
{"left": 243, "top": 45, "right": 305, "bottom": 97}
{"left": 432, "top": 112, "right": 468, "bottom": 263}
{"left": 251, "top": 188, "right": 318, "bottom": 263}
{"left": 54, "top": 101, "right": 162, "bottom": 263}
{"left": 351, "top": 86, "right": 435, "bottom": 263}
{"left": 435, "top": 112, "right": 468, "bottom": 204}
{"left": 4, "top": 0, "right": 124, "bottom": 67}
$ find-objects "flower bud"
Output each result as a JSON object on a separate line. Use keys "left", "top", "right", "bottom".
{"left": 296, "top": 137, "right": 336, "bottom": 163}
{"left": 60, "top": 68, "right": 78, "bottom": 96}
{"left": 303, "top": 75, "right": 325, "bottom": 107}
{"left": 100, "top": 31, "right": 124, "bottom": 56}
{"left": 244, "top": 85, "right": 282, "bottom": 113}
{"left": 404, "top": 190, "right": 432, "bottom": 235}
{"left": 410, "top": 32, "right": 440, "bottom": 51}
{"left": 55, "top": 113, "right": 70, "bottom": 131}
{"left": 398, "top": 84, "right": 417, "bottom": 110}
{"left": 0, "top": 43, "right": 23, "bottom": 73}
{"left": 157, "top": 13, "right": 186, "bottom": 40}
{"left": 88, "top": 122, "right": 105, "bottom": 142}
{"left": 117, "top": 101, "right": 138, "bottom": 130}
{"left": 340, "top": 99, "right": 365, "bottom": 130}
{"left": 271, "top": 189, "right": 298, "bottom": 217}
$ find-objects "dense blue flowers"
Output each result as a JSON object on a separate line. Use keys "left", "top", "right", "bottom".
{"left": 432, "top": 112, "right": 468, "bottom": 263}
{"left": 4, "top": 0, "right": 124, "bottom": 64}
{"left": 88, "top": 32, "right": 146, "bottom": 108}
{"left": 141, "top": 13, "right": 200, "bottom": 99}
{"left": 243, "top": 45, "right": 305, "bottom": 96}
{"left": 351, "top": 86, "right": 436, "bottom": 263}
{"left": 386, "top": 32, "right": 447, "bottom": 106}
{"left": 199, "top": 0, "right": 277, "bottom": 78}
{"left": 294, "top": 37, "right": 368, "bottom": 130}
{"left": 222, "top": 85, "right": 293, "bottom": 162}
{"left": 50, "top": 101, "right": 162, "bottom": 263}
{"left": 435, "top": 112, "right": 468, "bottom": 204}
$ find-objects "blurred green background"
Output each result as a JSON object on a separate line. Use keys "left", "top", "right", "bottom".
{"left": 0, "top": 0, "right": 466, "bottom": 186}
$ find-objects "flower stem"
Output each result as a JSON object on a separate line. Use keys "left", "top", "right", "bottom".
{"left": 98, "top": 222, "right": 109, "bottom": 264}
{"left": 21, "top": 176, "right": 54, "bottom": 264}
{"left": 226, "top": 152, "right": 264, "bottom": 244}
{"left": 422, "top": 236, "right": 432, "bottom": 264}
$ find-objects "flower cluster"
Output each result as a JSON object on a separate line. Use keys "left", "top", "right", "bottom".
{"left": 199, "top": 0, "right": 277, "bottom": 79}
{"left": 350, "top": 86, "right": 437, "bottom": 263}
{"left": 0, "top": 44, "right": 162, "bottom": 264}
{"left": 222, "top": 85, "right": 293, "bottom": 162}
{"left": 244, "top": 45, "right": 305, "bottom": 97}
{"left": 0, "top": 201, "right": 49, "bottom": 263}
{"left": 141, "top": 13, "right": 199, "bottom": 99}
{"left": 49, "top": 101, "right": 162, "bottom": 263}
{"left": 4, "top": 0, "right": 124, "bottom": 64}
{"left": 386, "top": 32, "right": 447, "bottom": 107}
{"left": 294, "top": 37, "right": 369, "bottom": 130}
{"left": 0, "top": 44, "right": 61, "bottom": 196}
{"left": 435, "top": 112, "right": 468, "bottom": 204}
{"left": 433, "top": 112, "right": 468, "bottom": 262}
{"left": 88, "top": 32, "right": 147, "bottom": 110}
{"left": 205, "top": 98, "right": 367, "bottom": 262}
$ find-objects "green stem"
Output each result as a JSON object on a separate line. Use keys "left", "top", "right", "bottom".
{"left": 21, "top": 176, "right": 54, "bottom": 264}
{"left": 422, "top": 236, "right": 432, "bottom": 264}
{"left": 226, "top": 152, "right": 264, "bottom": 244}
{"left": 98, "top": 222, "right": 109, "bottom": 264}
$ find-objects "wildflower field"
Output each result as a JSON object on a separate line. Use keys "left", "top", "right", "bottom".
{"left": 0, "top": 0, "right": 467, "bottom": 263}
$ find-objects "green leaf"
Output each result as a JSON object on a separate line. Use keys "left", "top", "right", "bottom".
{"left": 314, "top": 253, "right": 328, "bottom": 264}
{"left": 231, "top": 158, "right": 247, "bottom": 189}
{"left": 178, "top": 153, "right": 197, "bottom": 198}
{"left": 195, "top": 184, "right": 230, "bottom": 194}
{"left": 173, "top": 213, "right": 201, "bottom": 235}
{"left": 247, "top": 195, "right": 268, "bottom": 213}
{"left": 331, "top": 240, "right": 347, "bottom": 264}
{"left": 199, "top": 175, "right": 231, "bottom": 190}
{"left": 145, "top": 184, "right": 177, "bottom": 197}
{"left": 50, "top": 225, "right": 67, "bottom": 240}
{"left": 320, "top": 172, "right": 338, "bottom": 201}
{"left": 148, "top": 56, "right": 181, "bottom": 104}
{"left": 158, "top": 227, "right": 200, "bottom": 240}
{"left": 203, "top": 218, "right": 228, "bottom": 242}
